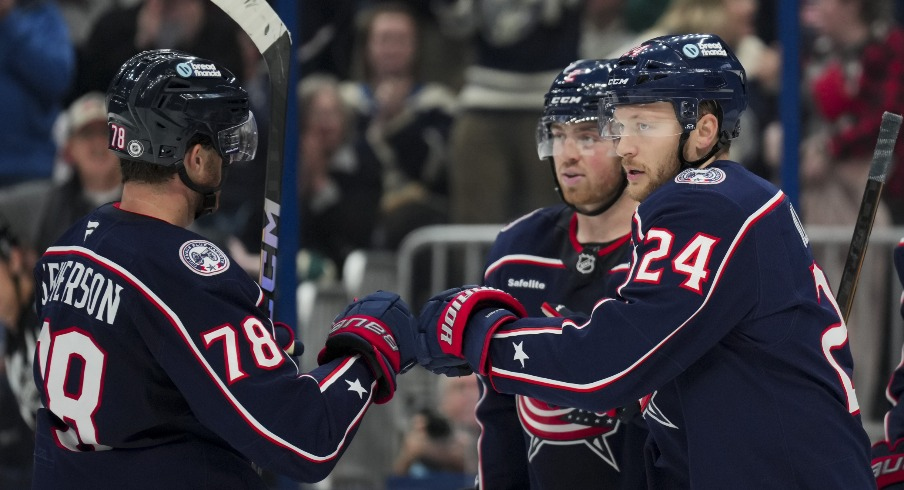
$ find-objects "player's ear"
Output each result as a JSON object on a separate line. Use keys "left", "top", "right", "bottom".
{"left": 183, "top": 143, "right": 206, "bottom": 173}
{"left": 689, "top": 113, "right": 720, "bottom": 154}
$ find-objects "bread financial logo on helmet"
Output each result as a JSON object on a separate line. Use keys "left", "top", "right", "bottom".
{"left": 175, "top": 61, "right": 222, "bottom": 78}
{"left": 684, "top": 40, "right": 728, "bottom": 58}
{"left": 179, "top": 240, "right": 230, "bottom": 276}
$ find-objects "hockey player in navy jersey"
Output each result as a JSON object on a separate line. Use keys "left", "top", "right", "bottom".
{"left": 411, "top": 33, "right": 876, "bottom": 488}
{"left": 475, "top": 58, "right": 646, "bottom": 489}
{"left": 871, "top": 241, "right": 904, "bottom": 488}
{"left": 30, "top": 50, "right": 418, "bottom": 488}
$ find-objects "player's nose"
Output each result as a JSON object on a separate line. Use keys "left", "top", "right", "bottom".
{"left": 613, "top": 136, "right": 636, "bottom": 158}
{"left": 561, "top": 137, "right": 582, "bottom": 161}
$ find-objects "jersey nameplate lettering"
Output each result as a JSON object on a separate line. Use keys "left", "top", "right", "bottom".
{"left": 40, "top": 260, "right": 123, "bottom": 325}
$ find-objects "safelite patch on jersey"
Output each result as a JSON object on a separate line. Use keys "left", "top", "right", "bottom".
{"left": 179, "top": 240, "right": 230, "bottom": 276}
{"left": 674, "top": 167, "right": 726, "bottom": 185}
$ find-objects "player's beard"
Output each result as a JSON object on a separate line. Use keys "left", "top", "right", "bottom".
{"left": 561, "top": 169, "right": 624, "bottom": 212}
{"left": 624, "top": 144, "right": 680, "bottom": 203}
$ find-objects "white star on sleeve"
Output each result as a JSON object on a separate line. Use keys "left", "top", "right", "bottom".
{"left": 513, "top": 341, "right": 529, "bottom": 368}
{"left": 346, "top": 379, "right": 368, "bottom": 399}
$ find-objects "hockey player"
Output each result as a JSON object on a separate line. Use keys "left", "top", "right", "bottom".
{"left": 475, "top": 59, "right": 646, "bottom": 488}
{"left": 412, "top": 34, "right": 875, "bottom": 487}
{"left": 871, "top": 242, "right": 904, "bottom": 489}
{"left": 30, "top": 50, "right": 417, "bottom": 488}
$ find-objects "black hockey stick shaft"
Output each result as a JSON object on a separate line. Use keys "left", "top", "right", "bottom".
{"left": 836, "top": 111, "right": 902, "bottom": 323}
{"left": 210, "top": 0, "right": 291, "bottom": 319}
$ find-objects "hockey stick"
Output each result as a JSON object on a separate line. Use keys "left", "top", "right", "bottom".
{"left": 835, "top": 111, "right": 902, "bottom": 323}
{"left": 210, "top": 0, "right": 292, "bottom": 319}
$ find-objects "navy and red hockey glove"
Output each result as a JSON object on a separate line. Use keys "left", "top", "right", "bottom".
{"left": 416, "top": 286, "right": 527, "bottom": 376}
{"left": 873, "top": 439, "right": 904, "bottom": 489}
{"left": 318, "top": 291, "right": 417, "bottom": 404}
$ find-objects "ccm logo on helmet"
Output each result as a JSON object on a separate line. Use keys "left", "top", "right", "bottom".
{"left": 330, "top": 316, "right": 400, "bottom": 351}
{"left": 609, "top": 78, "right": 629, "bottom": 85}
{"left": 551, "top": 96, "right": 582, "bottom": 105}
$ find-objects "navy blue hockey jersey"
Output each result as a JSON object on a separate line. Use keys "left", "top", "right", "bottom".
{"left": 477, "top": 205, "right": 647, "bottom": 489}
{"left": 477, "top": 161, "right": 874, "bottom": 488}
{"left": 31, "top": 203, "right": 381, "bottom": 488}
{"left": 878, "top": 240, "right": 904, "bottom": 444}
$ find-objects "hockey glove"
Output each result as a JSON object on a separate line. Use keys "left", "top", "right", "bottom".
{"left": 273, "top": 321, "right": 304, "bottom": 356}
{"left": 416, "top": 286, "right": 527, "bottom": 376}
{"left": 317, "top": 291, "right": 417, "bottom": 403}
{"left": 873, "top": 439, "right": 904, "bottom": 489}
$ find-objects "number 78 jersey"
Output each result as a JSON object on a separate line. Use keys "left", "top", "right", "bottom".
{"left": 481, "top": 161, "right": 874, "bottom": 488}
{"left": 30, "top": 204, "right": 380, "bottom": 487}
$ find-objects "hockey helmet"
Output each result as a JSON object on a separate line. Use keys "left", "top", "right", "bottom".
{"left": 537, "top": 59, "right": 627, "bottom": 216}
{"left": 600, "top": 33, "right": 747, "bottom": 149}
{"left": 536, "top": 59, "right": 617, "bottom": 160}
{"left": 106, "top": 49, "right": 257, "bottom": 167}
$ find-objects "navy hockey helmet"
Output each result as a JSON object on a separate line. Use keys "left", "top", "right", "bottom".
{"left": 600, "top": 33, "right": 747, "bottom": 167}
{"left": 106, "top": 49, "right": 257, "bottom": 167}
{"left": 536, "top": 59, "right": 616, "bottom": 160}
{"left": 537, "top": 59, "right": 627, "bottom": 216}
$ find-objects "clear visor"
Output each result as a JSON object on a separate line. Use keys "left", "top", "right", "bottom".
{"left": 217, "top": 111, "right": 258, "bottom": 164}
{"left": 536, "top": 116, "right": 611, "bottom": 160}
{"left": 599, "top": 96, "right": 693, "bottom": 140}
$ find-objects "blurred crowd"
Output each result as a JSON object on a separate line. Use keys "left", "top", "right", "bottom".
{"left": 2, "top": 0, "right": 904, "bottom": 488}
{"left": 5, "top": 0, "right": 904, "bottom": 281}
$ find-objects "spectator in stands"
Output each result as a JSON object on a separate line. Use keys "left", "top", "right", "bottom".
{"left": 579, "top": 0, "right": 636, "bottom": 60}
{"left": 298, "top": 74, "right": 382, "bottom": 279}
{"left": 799, "top": 0, "right": 900, "bottom": 420}
{"left": 74, "top": 0, "right": 244, "bottom": 98}
{"left": 392, "top": 375, "right": 480, "bottom": 479}
{"left": 297, "top": 0, "right": 357, "bottom": 81}
{"left": 431, "top": 0, "right": 582, "bottom": 224}
{"left": 801, "top": 0, "right": 904, "bottom": 222}
{"left": 0, "top": 220, "right": 37, "bottom": 489}
{"left": 0, "top": 92, "right": 122, "bottom": 255}
{"left": 54, "top": 0, "right": 124, "bottom": 48}
{"left": 340, "top": 2, "right": 457, "bottom": 250}
{"left": 0, "top": 0, "right": 75, "bottom": 186}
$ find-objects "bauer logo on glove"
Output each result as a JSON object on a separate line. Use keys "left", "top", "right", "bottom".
{"left": 329, "top": 316, "right": 400, "bottom": 353}
{"left": 417, "top": 286, "right": 527, "bottom": 376}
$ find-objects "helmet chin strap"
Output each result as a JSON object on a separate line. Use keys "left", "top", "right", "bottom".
{"left": 547, "top": 158, "right": 628, "bottom": 217}
{"left": 178, "top": 164, "right": 228, "bottom": 219}
{"left": 677, "top": 132, "right": 727, "bottom": 169}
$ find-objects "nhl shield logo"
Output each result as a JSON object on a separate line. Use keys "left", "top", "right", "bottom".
{"left": 576, "top": 252, "right": 596, "bottom": 274}
{"left": 180, "top": 240, "right": 230, "bottom": 276}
